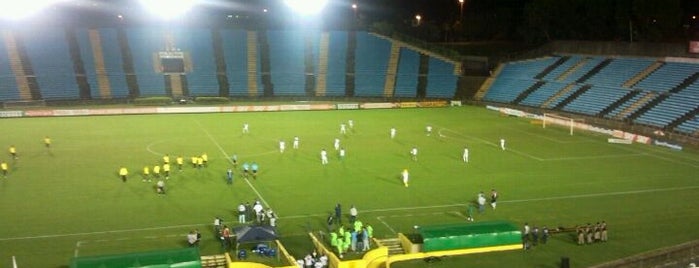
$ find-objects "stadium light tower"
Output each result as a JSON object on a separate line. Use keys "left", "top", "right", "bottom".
{"left": 139, "top": 0, "right": 199, "bottom": 20}
{"left": 458, "top": 0, "right": 464, "bottom": 20}
{"left": 284, "top": 0, "right": 329, "bottom": 16}
{"left": 0, "top": 0, "right": 63, "bottom": 20}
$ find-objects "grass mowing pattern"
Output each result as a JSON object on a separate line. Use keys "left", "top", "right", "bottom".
{"left": 0, "top": 106, "right": 698, "bottom": 267}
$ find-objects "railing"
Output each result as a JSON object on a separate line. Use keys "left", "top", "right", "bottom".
{"left": 589, "top": 240, "right": 699, "bottom": 268}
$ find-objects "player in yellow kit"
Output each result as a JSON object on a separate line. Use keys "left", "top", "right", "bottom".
{"left": 176, "top": 156, "right": 184, "bottom": 172}
{"left": 163, "top": 154, "right": 170, "bottom": 164}
{"left": 1, "top": 161, "right": 8, "bottom": 177}
{"left": 153, "top": 164, "right": 161, "bottom": 179}
{"left": 143, "top": 166, "right": 151, "bottom": 182}
{"left": 9, "top": 145, "right": 17, "bottom": 159}
{"left": 163, "top": 163, "right": 171, "bottom": 179}
{"left": 119, "top": 166, "right": 128, "bottom": 182}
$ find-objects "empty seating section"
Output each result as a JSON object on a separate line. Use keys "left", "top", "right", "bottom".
{"left": 585, "top": 58, "right": 653, "bottom": 87}
{"left": 604, "top": 91, "right": 646, "bottom": 119}
{"left": 635, "top": 62, "right": 699, "bottom": 92}
{"left": 676, "top": 116, "right": 699, "bottom": 134}
{"left": 520, "top": 81, "right": 568, "bottom": 107}
{"left": 541, "top": 55, "right": 582, "bottom": 81}
{"left": 635, "top": 93, "right": 699, "bottom": 128}
{"left": 483, "top": 57, "right": 559, "bottom": 102}
{"left": 75, "top": 30, "right": 101, "bottom": 98}
{"left": 97, "top": 29, "right": 129, "bottom": 98}
{"left": 268, "top": 31, "right": 309, "bottom": 96}
{"left": 426, "top": 58, "right": 457, "bottom": 98}
{"left": 126, "top": 28, "right": 166, "bottom": 96}
{"left": 562, "top": 86, "right": 629, "bottom": 115}
{"left": 20, "top": 28, "right": 79, "bottom": 100}
{"left": 483, "top": 78, "right": 537, "bottom": 103}
{"left": 542, "top": 84, "right": 584, "bottom": 109}
{"left": 220, "top": 30, "right": 250, "bottom": 96}
{"left": 75, "top": 29, "right": 129, "bottom": 99}
{"left": 173, "top": 29, "right": 218, "bottom": 96}
{"left": 325, "top": 31, "right": 347, "bottom": 97}
{"left": 354, "top": 32, "right": 390, "bottom": 97}
{"left": 394, "top": 48, "right": 419, "bottom": 98}
{"left": 558, "top": 57, "right": 604, "bottom": 83}
{"left": 0, "top": 35, "right": 20, "bottom": 101}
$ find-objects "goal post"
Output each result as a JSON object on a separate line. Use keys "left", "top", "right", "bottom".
{"left": 542, "top": 113, "right": 584, "bottom": 135}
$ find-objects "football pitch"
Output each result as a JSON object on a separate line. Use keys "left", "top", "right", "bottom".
{"left": 1, "top": 105, "right": 699, "bottom": 268}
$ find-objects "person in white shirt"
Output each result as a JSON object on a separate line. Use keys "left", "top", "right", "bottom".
{"left": 426, "top": 125, "right": 432, "bottom": 136}
{"left": 293, "top": 136, "right": 299, "bottom": 149}
{"left": 253, "top": 201, "right": 264, "bottom": 222}
{"left": 348, "top": 120, "right": 354, "bottom": 130}
{"left": 237, "top": 204, "right": 246, "bottom": 223}
{"left": 410, "top": 147, "right": 418, "bottom": 161}
{"left": 321, "top": 149, "right": 328, "bottom": 165}
{"left": 402, "top": 169, "right": 409, "bottom": 187}
{"left": 500, "top": 138, "right": 506, "bottom": 150}
{"left": 242, "top": 123, "right": 249, "bottom": 134}
{"left": 390, "top": 127, "right": 396, "bottom": 139}
{"left": 349, "top": 205, "right": 358, "bottom": 223}
{"left": 340, "top": 123, "right": 347, "bottom": 134}
{"left": 339, "top": 148, "right": 346, "bottom": 159}
{"left": 279, "top": 140, "right": 286, "bottom": 153}
{"left": 334, "top": 138, "right": 340, "bottom": 151}
{"left": 463, "top": 147, "right": 469, "bottom": 163}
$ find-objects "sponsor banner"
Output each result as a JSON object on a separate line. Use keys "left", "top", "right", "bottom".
{"left": 53, "top": 109, "right": 90, "bottom": 116}
{"left": 608, "top": 138, "right": 633, "bottom": 144}
{"left": 0, "top": 111, "right": 24, "bottom": 118}
{"left": 336, "top": 103, "right": 360, "bottom": 110}
{"left": 399, "top": 102, "right": 418, "bottom": 108}
{"left": 612, "top": 130, "right": 624, "bottom": 139}
{"left": 88, "top": 109, "right": 127, "bottom": 115}
{"left": 123, "top": 108, "right": 159, "bottom": 114}
{"left": 361, "top": 103, "right": 396, "bottom": 109}
{"left": 157, "top": 107, "right": 221, "bottom": 114}
{"left": 310, "top": 104, "right": 334, "bottom": 110}
{"left": 485, "top": 105, "right": 500, "bottom": 112}
{"left": 280, "top": 104, "right": 312, "bottom": 111}
{"left": 654, "top": 140, "right": 683, "bottom": 150}
{"left": 450, "top": 100, "right": 462, "bottom": 106}
{"left": 418, "top": 101, "right": 448, "bottom": 108}
{"left": 635, "top": 135, "right": 651, "bottom": 144}
{"left": 689, "top": 41, "right": 699, "bottom": 54}
{"left": 499, "top": 107, "right": 526, "bottom": 117}
{"left": 24, "top": 110, "right": 55, "bottom": 117}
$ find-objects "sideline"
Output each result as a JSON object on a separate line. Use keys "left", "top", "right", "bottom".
{"left": 2, "top": 186, "right": 698, "bottom": 242}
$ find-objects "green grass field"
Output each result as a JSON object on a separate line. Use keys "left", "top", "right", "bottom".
{"left": 1, "top": 105, "right": 699, "bottom": 268}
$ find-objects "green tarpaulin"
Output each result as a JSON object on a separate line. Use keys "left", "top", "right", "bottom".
{"left": 70, "top": 247, "right": 202, "bottom": 268}
{"left": 419, "top": 220, "right": 522, "bottom": 252}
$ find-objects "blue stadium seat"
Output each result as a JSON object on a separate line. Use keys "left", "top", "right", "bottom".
{"left": 267, "top": 30, "right": 310, "bottom": 96}
{"left": 220, "top": 30, "right": 253, "bottom": 97}
{"left": 126, "top": 28, "right": 167, "bottom": 96}
{"left": 394, "top": 48, "right": 419, "bottom": 98}
{"left": 426, "top": 57, "right": 457, "bottom": 98}
{"left": 20, "top": 28, "right": 80, "bottom": 100}
{"left": 354, "top": 32, "right": 390, "bottom": 97}
{"left": 562, "top": 86, "right": 629, "bottom": 115}
{"left": 0, "top": 33, "right": 20, "bottom": 101}
{"left": 172, "top": 29, "right": 219, "bottom": 96}
{"left": 325, "top": 31, "right": 348, "bottom": 97}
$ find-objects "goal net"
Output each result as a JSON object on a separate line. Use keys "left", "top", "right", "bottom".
{"left": 542, "top": 113, "right": 585, "bottom": 135}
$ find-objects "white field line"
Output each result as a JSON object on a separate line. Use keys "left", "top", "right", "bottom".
{"left": 376, "top": 216, "right": 396, "bottom": 234}
{"left": 74, "top": 241, "right": 82, "bottom": 257}
{"left": 195, "top": 120, "right": 272, "bottom": 210}
{"left": 438, "top": 127, "right": 657, "bottom": 162}
{"left": 3, "top": 186, "right": 698, "bottom": 242}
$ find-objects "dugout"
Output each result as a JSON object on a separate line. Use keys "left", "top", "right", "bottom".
{"left": 419, "top": 220, "right": 521, "bottom": 252}
{"left": 69, "top": 247, "right": 202, "bottom": 268}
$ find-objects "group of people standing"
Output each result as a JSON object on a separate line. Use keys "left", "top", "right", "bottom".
{"left": 576, "top": 221, "right": 608, "bottom": 245}
{"left": 326, "top": 204, "right": 373, "bottom": 258}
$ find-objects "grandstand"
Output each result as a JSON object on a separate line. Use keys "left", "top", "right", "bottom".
{"left": 481, "top": 55, "right": 699, "bottom": 137}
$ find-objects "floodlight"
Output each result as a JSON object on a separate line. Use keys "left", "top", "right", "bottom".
{"left": 284, "top": 0, "right": 329, "bottom": 16}
{"left": 0, "top": 0, "right": 62, "bottom": 20}
{"left": 139, "top": 0, "right": 198, "bottom": 20}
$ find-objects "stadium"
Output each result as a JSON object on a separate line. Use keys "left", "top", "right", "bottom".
{"left": 0, "top": 0, "right": 698, "bottom": 267}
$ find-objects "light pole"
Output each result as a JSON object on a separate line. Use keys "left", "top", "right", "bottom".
{"left": 351, "top": 3, "right": 357, "bottom": 20}
{"left": 415, "top": 14, "right": 421, "bottom": 26}
{"left": 458, "top": 0, "right": 464, "bottom": 21}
